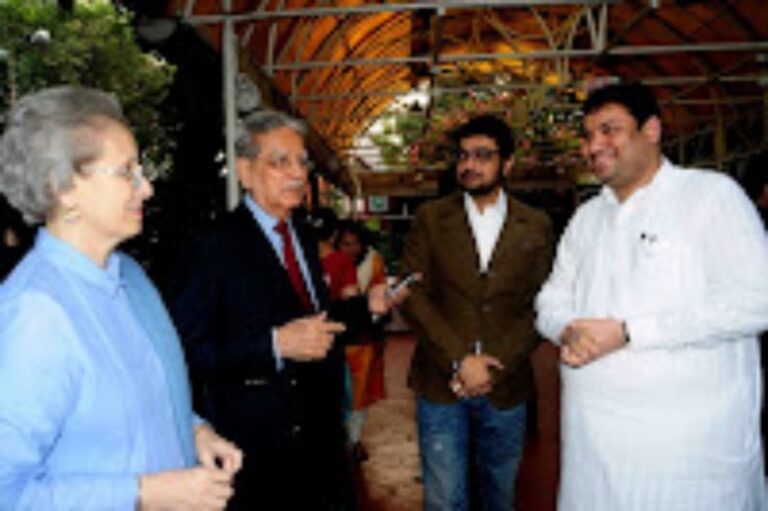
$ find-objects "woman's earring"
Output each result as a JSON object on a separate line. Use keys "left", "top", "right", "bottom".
{"left": 63, "top": 205, "right": 81, "bottom": 223}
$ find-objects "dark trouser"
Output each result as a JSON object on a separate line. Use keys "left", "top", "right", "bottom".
{"left": 227, "top": 432, "right": 353, "bottom": 511}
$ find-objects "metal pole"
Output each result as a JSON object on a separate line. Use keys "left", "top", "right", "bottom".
{"left": 264, "top": 41, "right": 768, "bottom": 71}
{"left": 223, "top": 0, "right": 240, "bottom": 210}
{"left": 293, "top": 75, "right": 766, "bottom": 102}
{"left": 186, "top": 1, "right": 620, "bottom": 25}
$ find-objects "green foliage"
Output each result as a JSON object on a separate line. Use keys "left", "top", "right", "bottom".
{"left": 394, "top": 113, "right": 425, "bottom": 144}
{"left": 0, "top": 0, "right": 176, "bottom": 174}
{"left": 367, "top": 86, "right": 584, "bottom": 176}
{"left": 368, "top": 119, "right": 400, "bottom": 167}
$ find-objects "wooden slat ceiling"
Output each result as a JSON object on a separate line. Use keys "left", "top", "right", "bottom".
{"left": 163, "top": 0, "right": 767, "bottom": 194}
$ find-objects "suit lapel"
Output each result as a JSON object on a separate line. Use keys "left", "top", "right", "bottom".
{"left": 487, "top": 195, "right": 527, "bottom": 274}
{"left": 293, "top": 217, "right": 330, "bottom": 311}
{"left": 231, "top": 205, "right": 308, "bottom": 313}
{"left": 232, "top": 206, "right": 329, "bottom": 313}
{"left": 232, "top": 205, "right": 282, "bottom": 268}
{"left": 439, "top": 193, "right": 481, "bottom": 276}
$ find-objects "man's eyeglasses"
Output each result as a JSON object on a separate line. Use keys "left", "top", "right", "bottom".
{"left": 83, "top": 160, "right": 151, "bottom": 189}
{"left": 261, "top": 154, "right": 314, "bottom": 173}
{"left": 456, "top": 148, "right": 500, "bottom": 163}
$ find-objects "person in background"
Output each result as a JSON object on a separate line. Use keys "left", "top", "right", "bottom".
{"left": 400, "top": 114, "right": 554, "bottom": 510}
{"left": 535, "top": 83, "right": 768, "bottom": 510}
{"left": 337, "top": 220, "right": 388, "bottom": 463}
{"left": 308, "top": 207, "right": 367, "bottom": 506}
{"left": 312, "top": 207, "right": 359, "bottom": 301}
{"left": 0, "top": 86, "right": 242, "bottom": 511}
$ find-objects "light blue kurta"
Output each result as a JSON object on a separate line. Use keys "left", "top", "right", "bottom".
{"left": 0, "top": 230, "right": 198, "bottom": 510}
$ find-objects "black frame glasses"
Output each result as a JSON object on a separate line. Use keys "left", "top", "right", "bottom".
{"left": 455, "top": 147, "right": 500, "bottom": 163}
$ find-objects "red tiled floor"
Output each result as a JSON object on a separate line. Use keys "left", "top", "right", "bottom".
{"left": 357, "top": 333, "right": 560, "bottom": 510}
{"left": 517, "top": 342, "right": 560, "bottom": 511}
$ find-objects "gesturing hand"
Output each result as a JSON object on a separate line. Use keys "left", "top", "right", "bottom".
{"left": 138, "top": 466, "right": 234, "bottom": 511}
{"left": 276, "top": 312, "right": 346, "bottom": 361}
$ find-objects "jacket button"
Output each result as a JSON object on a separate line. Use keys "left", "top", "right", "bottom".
{"left": 292, "top": 425, "right": 301, "bottom": 435}
{"left": 290, "top": 378, "right": 297, "bottom": 387}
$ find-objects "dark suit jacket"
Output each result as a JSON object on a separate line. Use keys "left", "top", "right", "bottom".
{"left": 168, "top": 204, "right": 362, "bottom": 510}
{"left": 401, "top": 192, "right": 554, "bottom": 407}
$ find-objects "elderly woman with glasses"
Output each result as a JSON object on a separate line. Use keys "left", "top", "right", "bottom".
{"left": 0, "top": 86, "right": 242, "bottom": 510}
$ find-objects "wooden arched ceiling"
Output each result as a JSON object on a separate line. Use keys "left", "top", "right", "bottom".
{"left": 157, "top": 0, "right": 766, "bottom": 186}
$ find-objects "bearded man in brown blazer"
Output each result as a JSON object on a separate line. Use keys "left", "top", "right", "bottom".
{"left": 400, "top": 114, "right": 553, "bottom": 510}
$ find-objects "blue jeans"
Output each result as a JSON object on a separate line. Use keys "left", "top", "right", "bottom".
{"left": 417, "top": 397, "right": 526, "bottom": 511}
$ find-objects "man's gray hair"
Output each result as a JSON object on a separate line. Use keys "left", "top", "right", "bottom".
{"left": 235, "top": 109, "right": 307, "bottom": 158}
{"left": 0, "top": 85, "right": 127, "bottom": 224}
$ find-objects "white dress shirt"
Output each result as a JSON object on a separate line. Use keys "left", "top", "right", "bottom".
{"left": 464, "top": 189, "right": 507, "bottom": 273}
{"left": 536, "top": 159, "right": 768, "bottom": 511}
{"left": 244, "top": 195, "right": 318, "bottom": 369}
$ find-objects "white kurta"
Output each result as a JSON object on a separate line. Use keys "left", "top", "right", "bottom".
{"left": 536, "top": 159, "right": 768, "bottom": 511}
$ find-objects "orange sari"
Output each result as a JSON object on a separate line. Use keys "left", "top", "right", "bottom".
{"left": 345, "top": 249, "right": 386, "bottom": 409}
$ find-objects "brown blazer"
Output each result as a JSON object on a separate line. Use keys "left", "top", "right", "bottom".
{"left": 400, "top": 191, "right": 554, "bottom": 407}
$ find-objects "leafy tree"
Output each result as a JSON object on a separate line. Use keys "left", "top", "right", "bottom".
{"left": 0, "top": 0, "right": 176, "bottom": 174}
{"left": 367, "top": 83, "right": 583, "bottom": 178}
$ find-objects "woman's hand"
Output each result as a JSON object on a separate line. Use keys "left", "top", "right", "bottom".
{"left": 138, "top": 467, "right": 234, "bottom": 510}
{"left": 194, "top": 424, "right": 243, "bottom": 475}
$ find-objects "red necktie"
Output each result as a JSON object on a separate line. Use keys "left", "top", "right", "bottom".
{"left": 274, "top": 221, "right": 313, "bottom": 312}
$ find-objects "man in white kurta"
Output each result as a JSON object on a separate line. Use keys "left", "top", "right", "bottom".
{"left": 535, "top": 82, "right": 768, "bottom": 511}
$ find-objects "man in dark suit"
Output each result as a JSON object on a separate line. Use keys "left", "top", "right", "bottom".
{"left": 400, "top": 115, "right": 554, "bottom": 510}
{"left": 168, "top": 110, "right": 394, "bottom": 510}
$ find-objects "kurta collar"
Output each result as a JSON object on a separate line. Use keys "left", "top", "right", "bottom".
{"left": 600, "top": 157, "right": 674, "bottom": 207}
{"left": 36, "top": 228, "right": 123, "bottom": 295}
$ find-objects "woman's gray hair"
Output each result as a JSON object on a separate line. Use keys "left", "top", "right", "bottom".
{"left": 0, "top": 85, "right": 127, "bottom": 224}
{"left": 235, "top": 109, "right": 307, "bottom": 159}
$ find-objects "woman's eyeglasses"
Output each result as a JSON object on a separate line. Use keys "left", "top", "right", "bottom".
{"left": 83, "top": 160, "right": 152, "bottom": 189}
